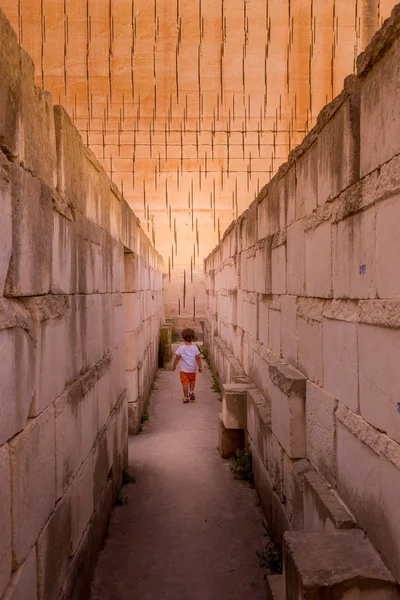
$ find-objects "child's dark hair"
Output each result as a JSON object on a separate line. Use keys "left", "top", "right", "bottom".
{"left": 182, "top": 328, "right": 196, "bottom": 342}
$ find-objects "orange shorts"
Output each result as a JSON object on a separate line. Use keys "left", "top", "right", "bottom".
{"left": 180, "top": 372, "right": 196, "bottom": 385}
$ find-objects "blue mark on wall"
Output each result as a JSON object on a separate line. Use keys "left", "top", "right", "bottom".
{"left": 359, "top": 264, "right": 366, "bottom": 275}
{"left": 398, "top": 403, "right": 400, "bottom": 415}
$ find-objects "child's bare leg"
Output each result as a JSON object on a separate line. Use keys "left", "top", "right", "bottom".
{"left": 183, "top": 384, "right": 189, "bottom": 398}
{"left": 189, "top": 381, "right": 195, "bottom": 391}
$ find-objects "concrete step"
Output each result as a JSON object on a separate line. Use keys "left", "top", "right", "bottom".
{"left": 266, "top": 574, "right": 285, "bottom": 600}
{"left": 283, "top": 530, "right": 400, "bottom": 599}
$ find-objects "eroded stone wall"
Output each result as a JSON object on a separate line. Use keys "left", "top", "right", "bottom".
{"left": 204, "top": 4, "right": 400, "bottom": 584}
{"left": 0, "top": 8, "right": 164, "bottom": 600}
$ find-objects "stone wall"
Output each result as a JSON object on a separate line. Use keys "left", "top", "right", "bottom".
{"left": 0, "top": 8, "right": 164, "bottom": 600}
{"left": 204, "top": 4, "right": 400, "bottom": 586}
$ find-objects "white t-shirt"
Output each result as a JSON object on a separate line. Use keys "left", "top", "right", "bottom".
{"left": 175, "top": 344, "right": 200, "bottom": 373}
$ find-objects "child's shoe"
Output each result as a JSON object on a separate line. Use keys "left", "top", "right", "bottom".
{"left": 189, "top": 392, "right": 196, "bottom": 402}
{"left": 183, "top": 397, "right": 189, "bottom": 403}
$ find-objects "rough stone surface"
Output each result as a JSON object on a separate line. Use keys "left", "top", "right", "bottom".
{"left": 1, "top": 546, "right": 37, "bottom": 600}
{"left": 323, "top": 318, "right": 358, "bottom": 412}
{"left": 306, "top": 382, "right": 337, "bottom": 485}
{"left": 218, "top": 413, "right": 245, "bottom": 458}
{"left": 303, "top": 471, "right": 356, "bottom": 532}
{"left": 0, "top": 444, "right": 11, "bottom": 598}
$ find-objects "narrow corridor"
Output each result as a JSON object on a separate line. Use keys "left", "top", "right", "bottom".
{"left": 90, "top": 352, "right": 266, "bottom": 600}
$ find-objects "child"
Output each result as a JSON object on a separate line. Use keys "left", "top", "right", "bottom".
{"left": 172, "top": 328, "right": 203, "bottom": 403}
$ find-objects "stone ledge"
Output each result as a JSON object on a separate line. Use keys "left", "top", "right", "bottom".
{"left": 303, "top": 471, "right": 356, "bottom": 531}
{"left": 266, "top": 574, "right": 284, "bottom": 600}
{"left": 283, "top": 530, "right": 398, "bottom": 597}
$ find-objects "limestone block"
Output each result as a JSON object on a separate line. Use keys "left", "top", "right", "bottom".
{"left": 98, "top": 368, "right": 112, "bottom": 432}
{"left": 19, "top": 51, "right": 57, "bottom": 188}
{"left": 51, "top": 211, "right": 76, "bottom": 294}
{"left": 379, "top": 455, "right": 400, "bottom": 583}
{"left": 287, "top": 219, "right": 306, "bottom": 296}
{"left": 270, "top": 434, "right": 284, "bottom": 500}
{"left": 258, "top": 296, "right": 270, "bottom": 348}
{"left": 257, "top": 189, "right": 279, "bottom": 239}
{"left": 0, "top": 153, "right": 12, "bottom": 296}
{"left": 94, "top": 427, "right": 114, "bottom": 507}
{"left": 246, "top": 388, "right": 270, "bottom": 468}
{"left": 281, "top": 296, "right": 297, "bottom": 368}
{"left": 55, "top": 383, "right": 98, "bottom": 500}
{"left": 283, "top": 456, "right": 313, "bottom": 529}
{"left": 5, "top": 165, "right": 53, "bottom": 297}
{"left": 296, "top": 142, "right": 318, "bottom": 217}
{"left": 359, "top": 324, "right": 400, "bottom": 444}
{"left": 305, "top": 222, "right": 332, "bottom": 298}
{"left": 336, "top": 417, "right": 380, "bottom": 543}
{"left": 113, "top": 298, "right": 124, "bottom": 349}
{"left": 10, "top": 405, "right": 56, "bottom": 566}
{"left": 1, "top": 546, "right": 37, "bottom": 600}
{"left": 332, "top": 206, "right": 376, "bottom": 299}
{"left": 283, "top": 530, "right": 398, "bottom": 600}
{"left": 318, "top": 97, "right": 359, "bottom": 206}
{"left": 299, "top": 315, "right": 323, "bottom": 384}
{"left": 0, "top": 12, "right": 22, "bottom": 158}
{"left": 218, "top": 413, "right": 244, "bottom": 458}
{"left": 303, "top": 471, "right": 356, "bottom": 532}
{"left": 26, "top": 296, "right": 71, "bottom": 417}
{"left": 0, "top": 325, "right": 35, "bottom": 445}
{"left": 360, "top": 36, "right": 400, "bottom": 177}
{"left": 121, "top": 201, "right": 139, "bottom": 254}
{"left": 123, "top": 292, "right": 142, "bottom": 333}
{"left": 128, "top": 400, "right": 140, "bottom": 435}
{"left": 37, "top": 490, "right": 72, "bottom": 600}
{"left": 125, "top": 325, "right": 145, "bottom": 372}
{"left": 85, "top": 295, "right": 105, "bottom": 369}
{"left": 269, "top": 305, "right": 281, "bottom": 357}
{"left": 271, "top": 244, "right": 286, "bottom": 295}
{"left": 269, "top": 360, "right": 307, "bottom": 459}
{"left": 254, "top": 238, "right": 272, "bottom": 294}
{"left": 323, "top": 318, "right": 358, "bottom": 411}
{"left": 0, "top": 444, "right": 11, "bottom": 597}
{"left": 306, "top": 382, "right": 337, "bottom": 485}
{"left": 278, "top": 164, "right": 296, "bottom": 230}
{"left": 242, "top": 294, "right": 258, "bottom": 339}
{"left": 222, "top": 383, "right": 254, "bottom": 430}
{"left": 376, "top": 194, "right": 400, "bottom": 298}
{"left": 54, "top": 106, "right": 86, "bottom": 214}
{"left": 70, "top": 454, "right": 94, "bottom": 555}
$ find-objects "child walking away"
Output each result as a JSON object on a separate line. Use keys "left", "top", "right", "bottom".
{"left": 172, "top": 328, "right": 203, "bottom": 403}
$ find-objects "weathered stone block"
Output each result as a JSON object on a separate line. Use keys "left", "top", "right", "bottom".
{"left": 303, "top": 471, "right": 356, "bottom": 532}
{"left": 296, "top": 142, "right": 318, "bottom": 217}
{"left": 306, "top": 382, "right": 337, "bottom": 485}
{"left": 283, "top": 456, "right": 313, "bottom": 529}
{"left": 281, "top": 295, "right": 297, "bottom": 368}
{"left": 305, "top": 222, "right": 332, "bottom": 298}
{"left": 359, "top": 323, "right": 400, "bottom": 444}
{"left": 298, "top": 316, "right": 323, "bottom": 385}
{"left": 270, "top": 433, "right": 284, "bottom": 500}
{"left": 287, "top": 219, "right": 306, "bottom": 296}
{"left": 271, "top": 244, "right": 286, "bottom": 296}
{"left": 0, "top": 11, "right": 22, "bottom": 158}
{"left": 25, "top": 296, "right": 71, "bottom": 417}
{"left": 70, "top": 454, "right": 94, "bottom": 555}
{"left": 37, "top": 490, "right": 72, "bottom": 600}
{"left": 51, "top": 211, "right": 76, "bottom": 294}
{"left": 254, "top": 238, "right": 272, "bottom": 294}
{"left": 246, "top": 388, "right": 270, "bottom": 468}
{"left": 0, "top": 153, "right": 12, "bottom": 296}
{"left": 269, "top": 305, "right": 281, "bottom": 357}
{"left": 266, "top": 574, "right": 285, "bottom": 600}
{"left": 269, "top": 361, "right": 307, "bottom": 459}
{"left": 10, "top": 405, "right": 55, "bottom": 566}
{"left": 376, "top": 194, "right": 400, "bottom": 298}
{"left": 318, "top": 95, "right": 360, "bottom": 206}
{"left": 0, "top": 323, "right": 35, "bottom": 445}
{"left": 258, "top": 296, "right": 270, "bottom": 348}
{"left": 5, "top": 165, "right": 53, "bottom": 297}
{"left": 222, "top": 383, "right": 253, "bottom": 430}
{"left": 332, "top": 207, "right": 376, "bottom": 299}
{"left": 0, "top": 444, "right": 11, "bottom": 598}
{"left": 323, "top": 318, "right": 358, "bottom": 412}
{"left": 218, "top": 413, "right": 244, "bottom": 458}
{"left": 360, "top": 36, "right": 400, "bottom": 177}
{"left": 284, "top": 530, "right": 398, "bottom": 600}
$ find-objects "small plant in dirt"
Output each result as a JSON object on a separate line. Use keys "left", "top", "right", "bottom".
{"left": 229, "top": 447, "right": 254, "bottom": 482}
{"left": 122, "top": 469, "right": 136, "bottom": 485}
{"left": 211, "top": 380, "right": 221, "bottom": 394}
{"left": 257, "top": 522, "right": 283, "bottom": 578}
{"left": 171, "top": 330, "right": 180, "bottom": 342}
{"left": 141, "top": 408, "right": 150, "bottom": 423}
{"left": 115, "top": 487, "right": 128, "bottom": 505}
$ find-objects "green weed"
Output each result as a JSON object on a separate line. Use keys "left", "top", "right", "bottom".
{"left": 257, "top": 522, "right": 283, "bottom": 577}
{"left": 230, "top": 447, "right": 254, "bottom": 482}
{"left": 115, "top": 488, "right": 128, "bottom": 505}
{"left": 122, "top": 469, "right": 136, "bottom": 485}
